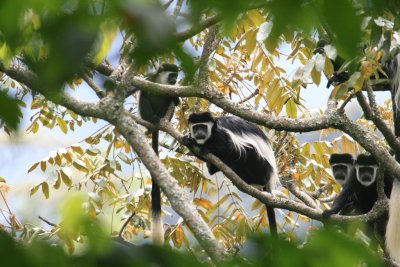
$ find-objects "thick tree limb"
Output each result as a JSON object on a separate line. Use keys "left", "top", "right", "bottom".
{"left": 3, "top": 60, "right": 400, "bottom": 182}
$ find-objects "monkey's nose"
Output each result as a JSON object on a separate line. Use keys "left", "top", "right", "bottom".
{"left": 169, "top": 77, "right": 177, "bottom": 84}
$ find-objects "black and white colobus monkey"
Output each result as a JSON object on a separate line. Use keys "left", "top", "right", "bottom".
{"left": 136, "top": 63, "right": 179, "bottom": 245}
{"left": 324, "top": 153, "right": 393, "bottom": 248}
{"left": 386, "top": 55, "right": 400, "bottom": 262}
{"left": 323, "top": 153, "right": 393, "bottom": 218}
{"left": 182, "top": 112, "right": 279, "bottom": 237}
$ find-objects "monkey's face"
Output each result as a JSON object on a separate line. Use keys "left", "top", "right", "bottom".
{"left": 155, "top": 71, "right": 178, "bottom": 85}
{"left": 189, "top": 122, "right": 213, "bottom": 145}
{"left": 355, "top": 165, "right": 377, "bottom": 186}
{"left": 168, "top": 72, "right": 177, "bottom": 85}
{"left": 331, "top": 163, "right": 353, "bottom": 185}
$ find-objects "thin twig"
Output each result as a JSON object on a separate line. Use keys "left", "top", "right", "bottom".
{"left": 338, "top": 91, "right": 355, "bottom": 111}
{"left": 38, "top": 216, "right": 58, "bottom": 227}
{"left": 82, "top": 73, "right": 106, "bottom": 98}
{"left": 119, "top": 212, "right": 136, "bottom": 238}
{"left": 238, "top": 89, "right": 259, "bottom": 104}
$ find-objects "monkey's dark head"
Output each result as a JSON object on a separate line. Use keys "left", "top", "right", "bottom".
{"left": 156, "top": 63, "right": 179, "bottom": 85}
{"left": 329, "top": 153, "right": 354, "bottom": 185}
{"left": 188, "top": 112, "right": 216, "bottom": 145}
{"left": 355, "top": 154, "right": 378, "bottom": 187}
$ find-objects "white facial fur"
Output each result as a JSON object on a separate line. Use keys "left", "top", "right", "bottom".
{"left": 330, "top": 163, "right": 353, "bottom": 185}
{"left": 355, "top": 164, "right": 377, "bottom": 187}
{"left": 189, "top": 121, "right": 214, "bottom": 144}
{"left": 155, "top": 71, "right": 173, "bottom": 84}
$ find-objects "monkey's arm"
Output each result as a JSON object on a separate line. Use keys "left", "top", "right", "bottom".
{"left": 206, "top": 162, "right": 219, "bottom": 175}
{"left": 322, "top": 186, "right": 355, "bottom": 218}
{"left": 182, "top": 134, "right": 206, "bottom": 160}
{"left": 182, "top": 134, "right": 219, "bottom": 175}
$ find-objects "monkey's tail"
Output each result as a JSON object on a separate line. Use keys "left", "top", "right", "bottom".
{"left": 151, "top": 131, "right": 163, "bottom": 245}
{"left": 266, "top": 205, "right": 277, "bottom": 238}
{"left": 386, "top": 179, "right": 400, "bottom": 263}
{"left": 264, "top": 187, "right": 277, "bottom": 238}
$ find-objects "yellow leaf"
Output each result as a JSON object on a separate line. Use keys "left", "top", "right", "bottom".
{"left": 266, "top": 79, "right": 280, "bottom": 110}
{"left": 313, "top": 142, "right": 323, "bottom": 156}
{"left": 0, "top": 176, "right": 5, "bottom": 183}
{"left": 28, "top": 162, "right": 40, "bottom": 173}
{"left": 285, "top": 99, "right": 298, "bottom": 118}
{"left": 361, "top": 60, "right": 373, "bottom": 79}
{"left": 174, "top": 226, "right": 185, "bottom": 248}
{"left": 247, "top": 9, "right": 265, "bottom": 26}
{"left": 40, "top": 161, "right": 47, "bottom": 172}
{"left": 245, "top": 30, "right": 257, "bottom": 54}
{"left": 60, "top": 168, "right": 72, "bottom": 187}
{"left": 57, "top": 117, "right": 68, "bottom": 134}
{"left": 30, "top": 184, "right": 40, "bottom": 196}
{"left": 264, "top": 69, "right": 275, "bottom": 84}
{"left": 342, "top": 135, "right": 357, "bottom": 154}
{"left": 72, "top": 160, "right": 88, "bottom": 173}
{"left": 42, "top": 182, "right": 50, "bottom": 199}
{"left": 31, "top": 98, "right": 40, "bottom": 109}
{"left": 324, "top": 57, "right": 334, "bottom": 76}
{"left": 194, "top": 198, "right": 213, "bottom": 209}
{"left": 311, "top": 67, "right": 321, "bottom": 85}
{"left": 251, "top": 199, "right": 264, "bottom": 210}
{"left": 55, "top": 154, "right": 62, "bottom": 166}
{"left": 293, "top": 172, "right": 302, "bottom": 180}
{"left": 53, "top": 176, "right": 61, "bottom": 189}
{"left": 298, "top": 214, "right": 311, "bottom": 222}
{"left": 70, "top": 144, "right": 84, "bottom": 155}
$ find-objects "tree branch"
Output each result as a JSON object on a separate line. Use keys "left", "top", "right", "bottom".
{"left": 198, "top": 26, "right": 221, "bottom": 88}
{"left": 82, "top": 73, "right": 106, "bottom": 98}
{"left": 174, "top": 14, "right": 221, "bottom": 42}
{"left": 130, "top": 115, "right": 388, "bottom": 225}
{"left": 0, "top": 61, "right": 228, "bottom": 264}
{"left": 356, "top": 91, "right": 400, "bottom": 153}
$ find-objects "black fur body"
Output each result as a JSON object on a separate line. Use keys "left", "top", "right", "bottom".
{"left": 138, "top": 63, "right": 179, "bottom": 123}
{"left": 184, "top": 112, "right": 279, "bottom": 237}
{"left": 324, "top": 153, "right": 393, "bottom": 217}
{"left": 136, "top": 63, "right": 179, "bottom": 245}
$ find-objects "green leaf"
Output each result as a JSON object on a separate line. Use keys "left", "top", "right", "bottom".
{"left": 0, "top": 90, "right": 22, "bottom": 130}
